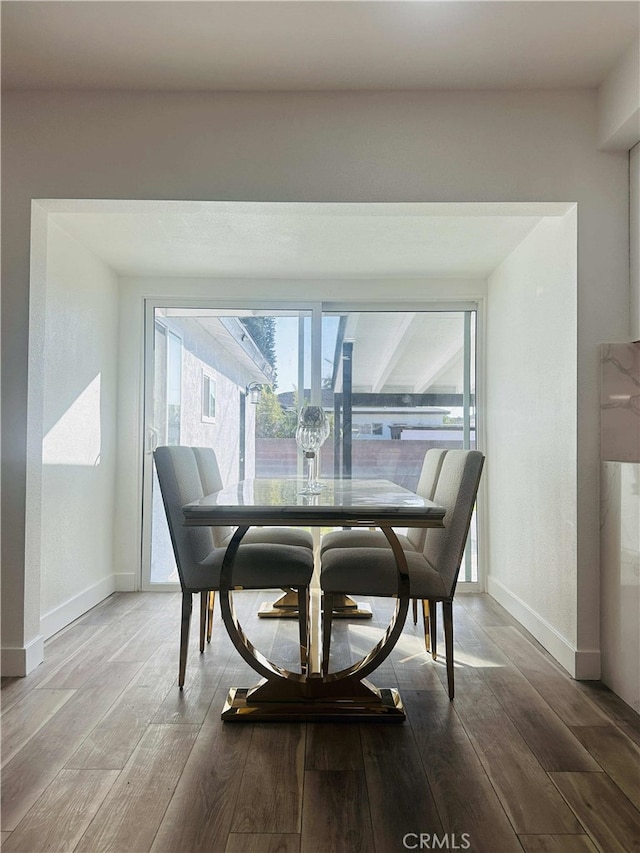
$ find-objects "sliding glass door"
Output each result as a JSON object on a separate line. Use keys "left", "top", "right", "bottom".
{"left": 141, "top": 302, "right": 479, "bottom": 589}
{"left": 142, "top": 305, "right": 314, "bottom": 588}
{"left": 322, "top": 307, "right": 478, "bottom": 582}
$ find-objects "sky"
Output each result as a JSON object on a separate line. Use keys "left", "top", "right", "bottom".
{"left": 273, "top": 315, "right": 340, "bottom": 393}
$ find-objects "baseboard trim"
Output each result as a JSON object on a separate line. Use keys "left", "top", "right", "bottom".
{"left": 574, "top": 649, "right": 602, "bottom": 680}
{"left": 40, "top": 575, "right": 116, "bottom": 640}
{"left": 1, "top": 634, "right": 45, "bottom": 676}
{"left": 114, "top": 573, "right": 136, "bottom": 592}
{"left": 487, "top": 575, "right": 601, "bottom": 679}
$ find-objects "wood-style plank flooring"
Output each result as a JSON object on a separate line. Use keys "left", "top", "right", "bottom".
{"left": 1, "top": 592, "right": 639, "bottom": 852}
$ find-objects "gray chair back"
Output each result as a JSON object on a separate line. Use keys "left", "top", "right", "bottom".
{"left": 191, "top": 447, "right": 234, "bottom": 547}
{"left": 154, "top": 446, "right": 216, "bottom": 589}
{"left": 192, "top": 446, "right": 224, "bottom": 494}
{"left": 406, "top": 447, "right": 448, "bottom": 551}
{"left": 422, "top": 449, "right": 484, "bottom": 597}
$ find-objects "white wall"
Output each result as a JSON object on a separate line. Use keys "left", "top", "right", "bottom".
{"left": 597, "top": 37, "right": 640, "bottom": 152}
{"left": 39, "top": 222, "right": 119, "bottom": 637}
{"left": 631, "top": 143, "right": 639, "bottom": 341}
{"left": 486, "top": 211, "right": 583, "bottom": 672}
{"left": 1, "top": 90, "right": 630, "bottom": 676}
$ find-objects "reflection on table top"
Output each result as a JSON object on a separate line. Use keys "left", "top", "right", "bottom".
{"left": 182, "top": 477, "right": 446, "bottom": 528}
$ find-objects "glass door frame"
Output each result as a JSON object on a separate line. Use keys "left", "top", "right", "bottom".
{"left": 140, "top": 297, "right": 484, "bottom": 592}
{"left": 141, "top": 298, "right": 323, "bottom": 590}
{"left": 323, "top": 301, "right": 483, "bottom": 590}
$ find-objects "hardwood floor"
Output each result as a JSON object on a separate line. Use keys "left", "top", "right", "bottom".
{"left": 1, "top": 592, "right": 639, "bottom": 852}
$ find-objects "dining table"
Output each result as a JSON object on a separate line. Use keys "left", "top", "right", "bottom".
{"left": 182, "top": 477, "right": 446, "bottom": 722}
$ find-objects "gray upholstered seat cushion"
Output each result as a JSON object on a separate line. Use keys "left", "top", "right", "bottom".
{"left": 154, "top": 445, "right": 314, "bottom": 592}
{"left": 320, "top": 546, "right": 449, "bottom": 599}
{"left": 187, "top": 542, "right": 314, "bottom": 592}
{"left": 320, "top": 529, "right": 416, "bottom": 554}
{"left": 192, "top": 446, "right": 313, "bottom": 550}
{"left": 320, "top": 448, "right": 448, "bottom": 555}
{"left": 223, "top": 527, "right": 314, "bottom": 549}
{"left": 320, "top": 450, "right": 485, "bottom": 602}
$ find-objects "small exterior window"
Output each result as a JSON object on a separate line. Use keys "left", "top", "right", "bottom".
{"left": 372, "top": 422, "right": 383, "bottom": 436}
{"left": 202, "top": 373, "right": 216, "bottom": 422}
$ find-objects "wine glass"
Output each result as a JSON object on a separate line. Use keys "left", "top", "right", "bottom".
{"left": 296, "top": 405, "right": 330, "bottom": 494}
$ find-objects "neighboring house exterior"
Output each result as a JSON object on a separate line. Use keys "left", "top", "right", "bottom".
{"left": 150, "top": 313, "right": 273, "bottom": 583}
{"left": 154, "top": 313, "right": 272, "bottom": 482}
{"left": 277, "top": 390, "right": 472, "bottom": 442}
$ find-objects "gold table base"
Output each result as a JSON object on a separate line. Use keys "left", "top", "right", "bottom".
{"left": 221, "top": 685, "right": 405, "bottom": 722}
{"left": 258, "top": 591, "right": 372, "bottom": 620}
{"left": 211, "top": 523, "right": 418, "bottom": 723}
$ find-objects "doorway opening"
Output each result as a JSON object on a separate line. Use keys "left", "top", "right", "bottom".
{"left": 143, "top": 303, "right": 479, "bottom": 589}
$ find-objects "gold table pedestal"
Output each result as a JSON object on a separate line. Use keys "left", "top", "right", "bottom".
{"left": 258, "top": 590, "right": 372, "bottom": 620}
{"left": 222, "top": 684, "right": 404, "bottom": 723}
{"left": 181, "top": 479, "right": 446, "bottom": 723}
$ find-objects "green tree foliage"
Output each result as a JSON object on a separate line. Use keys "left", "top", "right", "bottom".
{"left": 240, "top": 317, "right": 277, "bottom": 384}
{"left": 256, "top": 386, "right": 297, "bottom": 438}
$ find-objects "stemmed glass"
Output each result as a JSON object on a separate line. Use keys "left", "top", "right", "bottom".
{"left": 296, "top": 405, "right": 330, "bottom": 494}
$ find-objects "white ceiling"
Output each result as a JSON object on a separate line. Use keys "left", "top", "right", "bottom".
{"left": 3, "top": 1, "right": 638, "bottom": 92}
{"left": 46, "top": 200, "right": 573, "bottom": 278}
{"left": 18, "top": 3, "right": 605, "bottom": 280}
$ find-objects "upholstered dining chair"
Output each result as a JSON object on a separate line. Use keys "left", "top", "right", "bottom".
{"left": 190, "top": 446, "right": 313, "bottom": 644}
{"left": 154, "top": 446, "right": 314, "bottom": 688}
{"left": 320, "top": 449, "right": 484, "bottom": 699}
{"left": 192, "top": 446, "right": 314, "bottom": 550}
{"left": 320, "top": 447, "right": 448, "bottom": 555}
{"left": 320, "top": 447, "right": 448, "bottom": 639}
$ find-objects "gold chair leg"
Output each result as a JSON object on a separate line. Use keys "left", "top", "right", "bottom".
{"left": 412, "top": 598, "right": 418, "bottom": 625}
{"left": 427, "top": 599, "right": 437, "bottom": 659}
{"left": 421, "top": 599, "right": 434, "bottom": 656}
{"left": 322, "top": 593, "right": 334, "bottom": 675}
{"left": 422, "top": 600, "right": 438, "bottom": 660}
{"left": 297, "top": 586, "right": 309, "bottom": 672}
{"left": 199, "top": 591, "right": 208, "bottom": 653}
{"left": 206, "top": 591, "right": 215, "bottom": 643}
{"left": 442, "top": 600, "right": 454, "bottom": 700}
{"left": 179, "top": 592, "right": 193, "bottom": 690}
